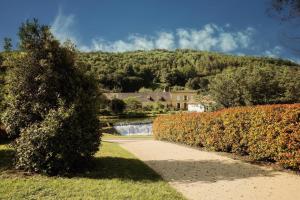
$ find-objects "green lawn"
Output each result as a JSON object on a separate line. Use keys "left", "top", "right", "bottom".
{"left": 0, "top": 141, "right": 185, "bottom": 200}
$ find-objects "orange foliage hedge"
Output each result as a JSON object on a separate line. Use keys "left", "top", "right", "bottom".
{"left": 153, "top": 104, "right": 300, "bottom": 170}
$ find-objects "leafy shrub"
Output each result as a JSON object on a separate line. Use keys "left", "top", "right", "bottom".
{"left": 110, "top": 98, "right": 126, "bottom": 114}
{"left": 153, "top": 104, "right": 300, "bottom": 170}
{"left": 2, "top": 19, "right": 100, "bottom": 174}
{"left": 143, "top": 102, "right": 165, "bottom": 112}
{"left": 124, "top": 97, "right": 142, "bottom": 111}
{"left": 14, "top": 103, "right": 99, "bottom": 174}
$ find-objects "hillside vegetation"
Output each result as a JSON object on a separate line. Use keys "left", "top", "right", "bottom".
{"left": 77, "top": 50, "right": 300, "bottom": 106}
{"left": 77, "top": 50, "right": 298, "bottom": 88}
{"left": 1, "top": 49, "right": 300, "bottom": 108}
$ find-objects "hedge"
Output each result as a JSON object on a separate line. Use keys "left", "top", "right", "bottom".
{"left": 153, "top": 104, "right": 300, "bottom": 170}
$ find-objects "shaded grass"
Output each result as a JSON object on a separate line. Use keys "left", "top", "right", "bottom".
{"left": 0, "top": 141, "right": 185, "bottom": 200}
{"left": 0, "top": 144, "right": 14, "bottom": 171}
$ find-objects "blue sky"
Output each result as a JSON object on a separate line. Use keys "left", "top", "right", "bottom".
{"left": 0, "top": 0, "right": 299, "bottom": 61}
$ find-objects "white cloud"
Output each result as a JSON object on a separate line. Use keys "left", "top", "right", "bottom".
{"left": 264, "top": 46, "right": 282, "bottom": 58}
{"left": 155, "top": 32, "right": 175, "bottom": 49}
{"left": 50, "top": 11, "right": 256, "bottom": 53}
{"left": 55, "top": 12, "right": 298, "bottom": 61}
{"left": 86, "top": 33, "right": 175, "bottom": 52}
{"left": 177, "top": 25, "right": 219, "bottom": 50}
{"left": 51, "top": 9, "right": 78, "bottom": 44}
{"left": 176, "top": 24, "right": 254, "bottom": 52}
{"left": 218, "top": 33, "right": 238, "bottom": 51}
{"left": 90, "top": 35, "right": 155, "bottom": 52}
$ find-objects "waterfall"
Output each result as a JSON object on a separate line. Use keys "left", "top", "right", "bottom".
{"left": 113, "top": 122, "right": 152, "bottom": 135}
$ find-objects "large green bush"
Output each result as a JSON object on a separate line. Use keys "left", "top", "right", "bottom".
{"left": 110, "top": 98, "right": 126, "bottom": 114}
{"left": 209, "top": 66, "right": 300, "bottom": 107}
{"left": 14, "top": 103, "right": 99, "bottom": 174}
{"left": 153, "top": 104, "right": 300, "bottom": 170}
{"left": 2, "top": 19, "right": 100, "bottom": 174}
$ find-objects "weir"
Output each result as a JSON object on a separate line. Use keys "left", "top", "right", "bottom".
{"left": 113, "top": 122, "right": 152, "bottom": 135}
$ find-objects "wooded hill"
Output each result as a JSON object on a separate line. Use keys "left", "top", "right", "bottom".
{"left": 77, "top": 49, "right": 299, "bottom": 91}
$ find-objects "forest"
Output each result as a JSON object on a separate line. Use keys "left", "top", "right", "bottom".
{"left": 77, "top": 49, "right": 300, "bottom": 106}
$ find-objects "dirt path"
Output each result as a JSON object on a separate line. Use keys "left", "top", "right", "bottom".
{"left": 106, "top": 139, "right": 300, "bottom": 200}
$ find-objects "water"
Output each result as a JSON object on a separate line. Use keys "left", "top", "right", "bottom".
{"left": 113, "top": 122, "right": 153, "bottom": 135}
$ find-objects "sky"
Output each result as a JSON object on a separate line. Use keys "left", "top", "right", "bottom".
{"left": 0, "top": 0, "right": 299, "bottom": 61}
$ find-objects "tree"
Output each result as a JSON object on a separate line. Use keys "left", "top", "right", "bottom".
{"left": 268, "top": 0, "right": 300, "bottom": 55}
{"left": 3, "top": 37, "right": 12, "bottom": 52}
{"left": 209, "top": 65, "right": 299, "bottom": 107}
{"left": 110, "top": 98, "right": 126, "bottom": 114}
{"left": 121, "top": 76, "right": 144, "bottom": 92}
{"left": 2, "top": 19, "right": 100, "bottom": 175}
{"left": 0, "top": 54, "right": 6, "bottom": 140}
{"left": 124, "top": 97, "right": 142, "bottom": 111}
{"left": 186, "top": 77, "right": 209, "bottom": 91}
{"left": 269, "top": 0, "right": 300, "bottom": 21}
{"left": 209, "top": 68, "right": 246, "bottom": 107}
{"left": 160, "top": 68, "right": 185, "bottom": 87}
{"left": 0, "top": 54, "right": 5, "bottom": 113}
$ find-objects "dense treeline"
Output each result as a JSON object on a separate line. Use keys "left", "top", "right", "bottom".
{"left": 76, "top": 50, "right": 300, "bottom": 106}
{"left": 77, "top": 49, "right": 299, "bottom": 90}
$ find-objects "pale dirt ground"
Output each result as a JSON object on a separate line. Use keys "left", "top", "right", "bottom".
{"left": 105, "top": 139, "right": 300, "bottom": 200}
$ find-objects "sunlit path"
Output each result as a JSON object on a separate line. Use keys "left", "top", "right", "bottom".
{"left": 106, "top": 139, "right": 300, "bottom": 200}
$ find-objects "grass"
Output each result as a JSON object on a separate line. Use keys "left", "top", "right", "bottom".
{"left": 0, "top": 141, "right": 185, "bottom": 200}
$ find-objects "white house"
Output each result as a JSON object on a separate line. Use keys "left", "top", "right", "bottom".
{"left": 187, "top": 104, "right": 205, "bottom": 112}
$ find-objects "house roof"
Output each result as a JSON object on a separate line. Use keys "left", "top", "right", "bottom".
{"left": 170, "top": 90, "right": 198, "bottom": 93}
{"left": 103, "top": 90, "right": 215, "bottom": 105}
{"left": 103, "top": 92, "right": 171, "bottom": 103}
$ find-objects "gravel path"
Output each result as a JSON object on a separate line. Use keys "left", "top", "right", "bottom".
{"left": 106, "top": 139, "right": 300, "bottom": 200}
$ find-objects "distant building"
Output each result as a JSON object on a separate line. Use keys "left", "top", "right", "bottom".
{"left": 169, "top": 90, "right": 198, "bottom": 110}
{"left": 187, "top": 104, "right": 205, "bottom": 112}
{"left": 103, "top": 90, "right": 213, "bottom": 112}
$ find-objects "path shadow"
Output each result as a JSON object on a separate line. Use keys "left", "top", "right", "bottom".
{"left": 0, "top": 148, "right": 14, "bottom": 172}
{"left": 0, "top": 147, "right": 162, "bottom": 182}
{"left": 0, "top": 138, "right": 12, "bottom": 145}
{"left": 74, "top": 156, "right": 162, "bottom": 182}
{"left": 145, "top": 159, "right": 278, "bottom": 183}
{"left": 0, "top": 146, "right": 278, "bottom": 183}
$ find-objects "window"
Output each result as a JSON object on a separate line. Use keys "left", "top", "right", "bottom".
{"left": 176, "top": 96, "right": 181, "bottom": 101}
{"left": 184, "top": 95, "right": 188, "bottom": 101}
{"left": 177, "top": 103, "right": 181, "bottom": 109}
{"left": 184, "top": 103, "right": 187, "bottom": 109}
